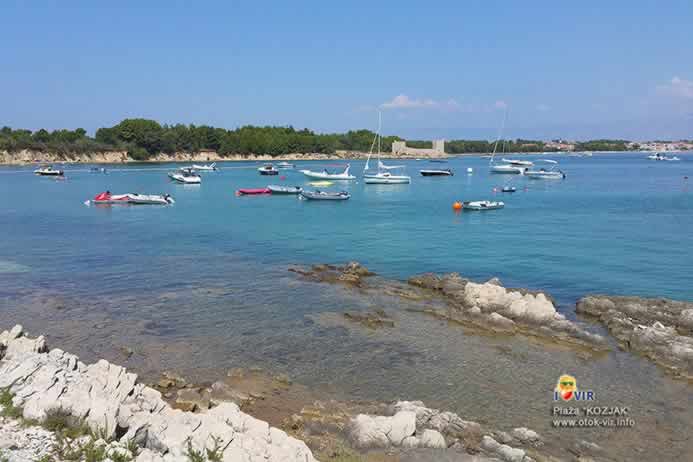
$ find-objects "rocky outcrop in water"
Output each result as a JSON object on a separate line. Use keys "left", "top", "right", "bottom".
{"left": 0, "top": 325, "right": 316, "bottom": 462}
{"left": 347, "top": 400, "right": 542, "bottom": 461}
{"left": 577, "top": 295, "right": 693, "bottom": 379}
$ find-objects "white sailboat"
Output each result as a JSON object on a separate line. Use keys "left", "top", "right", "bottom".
{"left": 489, "top": 109, "right": 529, "bottom": 174}
{"left": 363, "top": 112, "right": 411, "bottom": 184}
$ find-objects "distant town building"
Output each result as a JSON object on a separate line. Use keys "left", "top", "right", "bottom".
{"left": 392, "top": 139, "right": 445, "bottom": 156}
{"left": 544, "top": 140, "right": 575, "bottom": 151}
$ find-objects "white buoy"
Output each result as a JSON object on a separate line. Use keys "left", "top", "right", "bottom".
{"left": 467, "top": 167, "right": 473, "bottom": 174}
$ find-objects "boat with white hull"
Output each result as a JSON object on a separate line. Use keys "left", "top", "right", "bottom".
{"left": 34, "top": 166, "right": 64, "bottom": 176}
{"left": 524, "top": 159, "right": 565, "bottom": 179}
{"left": 267, "top": 185, "right": 302, "bottom": 194}
{"left": 300, "top": 190, "right": 351, "bottom": 200}
{"left": 300, "top": 164, "right": 356, "bottom": 180}
{"left": 363, "top": 112, "right": 411, "bottom": 184}
{"left": 86, "top": 192, "right": 174, "bottom": 206}
{"left": 190, "top": 162, "right": 218, "bottom": 171}
{"left": 501, "top": 158, "right": 533, "bottom": 166}
{"left": 462, "top": 200, "right": 504, "bottom": 211}
{"left": 169, "top": 168, "right": 202, "bottom": 184}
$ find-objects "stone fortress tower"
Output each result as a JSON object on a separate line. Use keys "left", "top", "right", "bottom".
{"left": 391, "top": 139, "right": 446, "bottom": 157}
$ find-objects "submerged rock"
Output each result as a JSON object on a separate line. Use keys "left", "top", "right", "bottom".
{"left": 289, "top": 261, "right": 375, "bottom": 286}
{"left": 0, "top": 325, "right": 317, "bottom": 462}
{"left": 343, "top": 309, "right": 395, "bottom": 329}
{"left": 577, "top": 295, "right": 693, "bottom": 379}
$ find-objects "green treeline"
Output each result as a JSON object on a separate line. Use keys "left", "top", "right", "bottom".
{"left": 0, "top": 119, "right": 401, "bottom": 160}
{"left": 0, "top": 119, "right": 640, "bottom": 159}
{"left": 573, "top": 140, "right": 629, "bottom": 151}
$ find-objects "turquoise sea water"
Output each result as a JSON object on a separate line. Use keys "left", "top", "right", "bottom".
{"left": 1, "top": 153, "right": 693, "bottom": 460}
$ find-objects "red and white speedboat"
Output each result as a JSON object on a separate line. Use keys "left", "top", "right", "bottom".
{"left": 85, "top": 192, "right": 175, "bottom": 206}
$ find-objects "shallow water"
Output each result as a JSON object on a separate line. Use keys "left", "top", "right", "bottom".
{"left": 1, "top": 153, "right": 692, "bottom": 460}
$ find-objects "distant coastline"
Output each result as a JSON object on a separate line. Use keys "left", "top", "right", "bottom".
{"left": 2, "top": 148, "right": 684, "bottom": 165}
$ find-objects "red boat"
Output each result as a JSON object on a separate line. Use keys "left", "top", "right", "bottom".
{"left": 236, "top": 188, "right": 271, "bottom": 195}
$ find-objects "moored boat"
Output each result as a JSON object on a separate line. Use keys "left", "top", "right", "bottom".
{"left": 277, "top": 162, "right": 295, "bottom": 169}
{"left": 524, "top": 159, "right": 565, "bottom": 179}
{"left": 86, "top": 191, "right": 174, "bottom": 206}
{"left": 267, "top": 185, "right": 302, "bottom": 194}
{"left": 258, "top": 164, "right": 279, "bottom": 175}
{"left": 501, "top": 186, "right": 516, "bottom": 193}
{"left": 362, "top": 114, "right": 411, "bottom": 185}
{"left": 169, "top": 168, "right": 202, "bottom": 184}
{"left": 300, "top": 190, "right": 351, "bottom": 200}
{"left": 364, "top": 172, "right": 411, "bottom": 184}
{"left": 34, "top": 166, "right": 64, "bottom": 176}
{"left": 501, "top": 158, "right": 533, "bottom": 166}
{"left": 237, "top": 188, "right": 271, "bottom": 195}
{"left": 191, "top": 162, "right": 218, "bottom": 171}
{"left": 462, "top": 200, "right": 504, "bottom": 210}
{"left": 300, "top": 164, "right": 355, "bottom": 180}
{"left": 490, "top": 164, "right": 527, "bottom": 174}
{"left": 420, "top": 169, "right": 453, "bottom": 176}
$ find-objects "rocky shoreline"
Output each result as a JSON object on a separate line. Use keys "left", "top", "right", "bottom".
{"left": 1, "top": 324, "right": 612, "bottom": 462}
{"left": 0, "top": 149, "right": 453, "bottom": 165}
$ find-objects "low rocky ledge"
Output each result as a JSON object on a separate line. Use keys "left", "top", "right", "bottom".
{"left": 290, "top": 263, "right": 608, "bottom": 353}
{"left": 0, "top": 325, "right": 316, "bottom": 462}
{"left": 577, "top": 295, "right": 693, "bottom": 380}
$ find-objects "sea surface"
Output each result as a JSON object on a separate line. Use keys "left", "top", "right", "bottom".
{"left": 1, "top": 153, "right": 692, "bottom": 460}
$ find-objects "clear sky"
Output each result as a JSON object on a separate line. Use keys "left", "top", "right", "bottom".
{"left": 2, "top": 1, "right": 692, "bottom": 140}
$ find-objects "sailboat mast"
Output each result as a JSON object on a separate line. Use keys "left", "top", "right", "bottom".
{"left": 490, "top": 107, "right": 507, "bottom": 165}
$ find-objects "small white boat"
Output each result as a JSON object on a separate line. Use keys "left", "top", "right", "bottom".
{"left": 258, "top": 164, "right": 279, "bottom": 175}
{"left": 267, "top": 185, "right": 302, "bottom": 194}
{"left": 277, "top": 162, "right": 295, "bottom": 169}
{"left": 490, "top": 164, "right": 527, "bottom": 174}
{"left": 191, "top": 162, "right": 218, "bottom": 171}
{"left": 462, "top": 200, "right": 504, "bottom": 211}
{"left": 300, "top": 190, "right": 351, "bottom": 200}
{"left": 665, "top": 156, "right": 681, "bottom": 161}
{"left": 169, "top": 168, "right": 202, "bottom": 184}
{"left": 420, "top": 169, "right": 453, "bottom": 176}
{"left": 86, "top": 192, "right": 174, "bottom": 206}
{"left": 501, "top": 158, "right": 533, "bottom": 166}
{"left": 300, "top": 164, "right": 356, "bottom": 180}
{"left": 524, "top": 159, "right": 565, "bottom": 179}
{"left": 364, "top": 172, "right": 411, "bottom": 184}
{"left": 34, "top": 166, "right": 64, "bottom": 176}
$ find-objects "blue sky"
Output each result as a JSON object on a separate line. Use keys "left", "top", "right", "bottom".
{"left": 2, "top": 1, "right": 692, "bottom": 140}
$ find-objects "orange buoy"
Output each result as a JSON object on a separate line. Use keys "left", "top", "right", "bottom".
{"left": 453, "top": 201, "right": 463, "bottom": 211}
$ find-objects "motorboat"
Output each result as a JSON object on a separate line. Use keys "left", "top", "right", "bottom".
{"left": 191, "top": 162, "right": 218, "bottom": 171}
{"left": 237, "top": 188, "right": 271, "bottom": 195}
{"left": 277, "top": 162, "right": 295, "bottom": 169}
{"left": 501, "top": 158, "right": 533, "bottom": 166}
{"left": 364, "top": 171, "right": 411, "bottom": 184}
{"left": 462, "top": 200, "right": 504, "bottom": 211}
{"left": 647, "top": 153, "right": 680, "bottom": 161}
{"left": 258, "top": 164, "right": 279, "bottom": 175}
{"left": 420, "top": 169, "right": 453, "bottom": 176}
{"left": 300, "top": 164, "right": 355, "bottom": 180}
{"left": 362, "top": 115, "right": 411, "bottom": 185}
{"left": 501, "top": 186, "right": 516, "bottom": 193}
{"left": 524, "top": 159, "right": 565, "bottom": 179}
{"left": 90, "top": 167, "right": 107, "bottom": 174}
{"left": 86, "top": 192, "right": 174, "bottom": 206}
{"left": 169, "top": 168, "right": 202, "bottom": 184}
{"left": 300, "top": 190, "right": 351, "bottom": 201}
{"left": 34, "top": 166, "right": 64, "bottom": 176}
{"left": 490, "top": 164, "right": 528, "bottom": 174}
{"left": 665, "top": 156, "right": 681, "bottom": 161}
{"left": 267, "top": 185, "right": 302, "bottom": 194}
